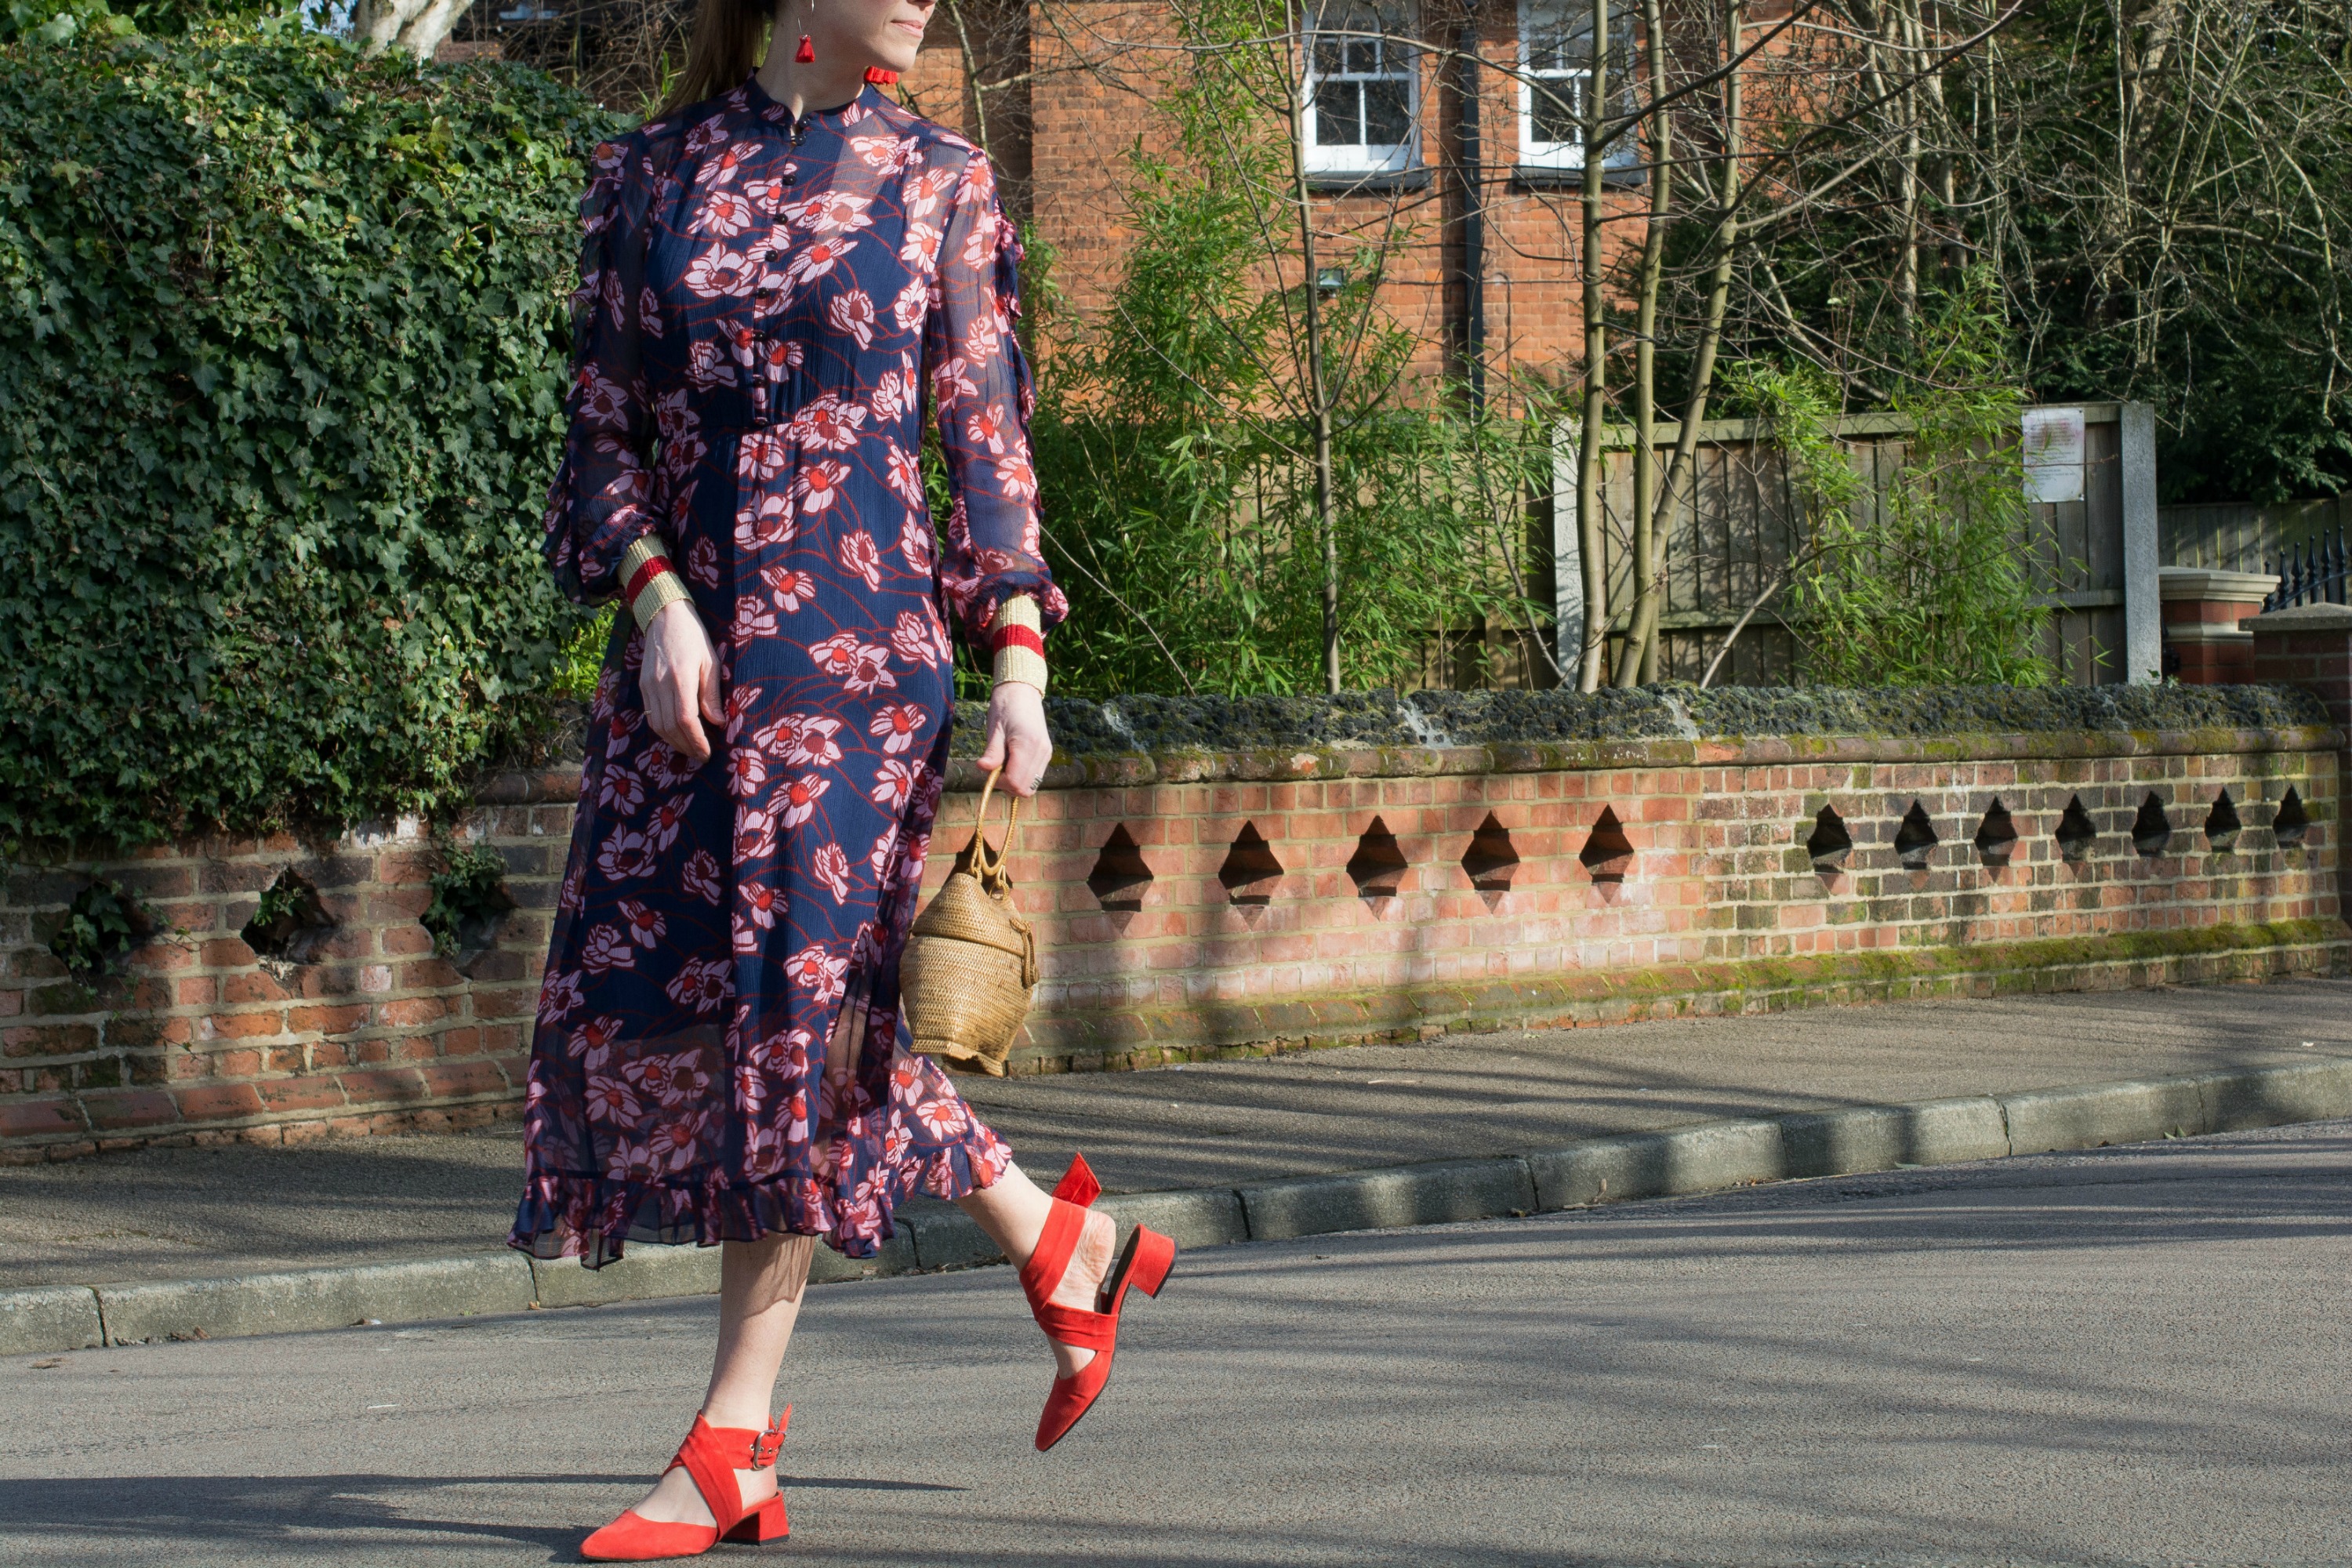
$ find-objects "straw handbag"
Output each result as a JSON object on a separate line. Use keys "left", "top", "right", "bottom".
{"left": 899, "top": 768, "right": 1037, "bottom": 1075}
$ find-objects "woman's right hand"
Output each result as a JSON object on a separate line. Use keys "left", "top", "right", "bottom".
{"left": 640, "top": 598, "right": 723, "bottom": 765}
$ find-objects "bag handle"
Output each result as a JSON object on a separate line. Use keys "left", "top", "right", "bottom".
{"left": 968, "top": 765, "right": 1022, "bottom": 883}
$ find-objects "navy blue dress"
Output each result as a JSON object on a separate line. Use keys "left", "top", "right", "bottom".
{"left": 512, "top": 78, "right": 1065, "bottom": 1265}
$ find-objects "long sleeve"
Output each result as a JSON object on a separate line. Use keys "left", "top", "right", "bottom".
{"left": 922, "top": 145, "right": 1067, "bottom": 648}
{"left": 542, "top": 134, "right": 664, "bottom": 608}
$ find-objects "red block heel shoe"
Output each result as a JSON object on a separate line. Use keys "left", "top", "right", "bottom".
{"left": 580, "top": 1408, "right": 791, "bottom": 1562}
{"left": 1023, "top": 1152, "right": 1177, "bottom": 1452}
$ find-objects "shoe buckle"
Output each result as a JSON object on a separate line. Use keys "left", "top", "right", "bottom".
{"left": 749, "top": 1427, "right": 785, "bottom": 1469}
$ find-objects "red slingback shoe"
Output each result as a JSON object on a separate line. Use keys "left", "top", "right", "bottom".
{"left": 1023, "top": 1152, "right": 1177, "bottom": 1452}
{"left": 580, "top": 1408, "right": 792, "bottom": 1562}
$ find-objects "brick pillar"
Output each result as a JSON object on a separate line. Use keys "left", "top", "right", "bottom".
{"left": 2161, "top": 568, "right": 2278, "bottom": 683}
{"left": 2250, "top": 601, "right": 2352, "bottom": 900}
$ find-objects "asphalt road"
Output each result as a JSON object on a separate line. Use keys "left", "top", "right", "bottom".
{"left": 3, "top": 1122, "right": 2348, "bottom": 1567}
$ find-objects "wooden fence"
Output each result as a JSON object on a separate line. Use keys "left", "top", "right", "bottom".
{"left": 2160, "top": 495, "right": 2352, "bottom": 576}
{"left": 1552, "top": 402, "right": 2161, "bottom": 688}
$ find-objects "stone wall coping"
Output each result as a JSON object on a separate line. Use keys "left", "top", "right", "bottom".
{"left": 2158, "top": 567, "right": 2280, "bottom": 601}
{"left": 2249, "top": 603, "right": 2352, "bottom": 631}
{"left": 472, "top": 723, "right": 2345, "bottom": 804}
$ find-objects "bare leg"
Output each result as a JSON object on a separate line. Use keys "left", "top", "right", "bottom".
{"left": 628, "top": 1231, "right": 815, "bottom": 1527}
{"left": 956, "top": 1162, "right": 1115, "bottom": 1378}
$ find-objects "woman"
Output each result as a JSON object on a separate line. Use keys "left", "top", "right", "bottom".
{"left": 509, "top": 0, "right": 1176, "bottom": 1557}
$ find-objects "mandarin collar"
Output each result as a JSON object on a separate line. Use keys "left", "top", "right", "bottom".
{"left": 741, "top": 72, "right": 873, "bottom": 131}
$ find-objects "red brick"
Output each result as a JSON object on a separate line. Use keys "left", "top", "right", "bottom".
{"left": 419, "top": 1058, "right": 506, "bottom": 1098}
{"left": 82, "top": 1089, "right": 180, "bottom": 1131}
{"left": 255, "top": 1077, "right": 348, "bottom": 1113}
{"left": 287, "top": 1004, "right": 371, "bottom": 1035}
{"left": 209, "top": 1009, "right": 285, "bottom": 1040}
{"left": 174, "top": 1083, "right": 266, "bottom": 1122}
{"left": 336, "top": 1068, "right": 429, "bottom": 1105}
{"left": 0, "top": 1097, "right": 85, "bottom": 1139}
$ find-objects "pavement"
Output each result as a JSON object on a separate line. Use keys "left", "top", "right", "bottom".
{"left": 3, "top": 1119, "right": 2347, "bottom": 1567}
{"left": 4, "top": 979, "right": 2349, "bottom": 1293}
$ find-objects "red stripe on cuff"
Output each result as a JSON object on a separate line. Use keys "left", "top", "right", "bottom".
{"left": 623, "top": 553, "right": 673, "bottom": 604}
{"left": 990, "top": 625, "right": 1045, "bottom": 656}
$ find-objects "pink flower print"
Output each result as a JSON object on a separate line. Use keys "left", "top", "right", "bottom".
{"left": 788, "top": 392, "right": 866, "bottom": 452}
{"left": 914, "top": 1094, "right": 970, "bottom": 1139}
{"left": 794, "top": 459, "right": 851, "bottom": 514}
{"left": 695, "top": 189, "right": 756, "bottom": 237}
{"left": 739, "top": 877, "right": 782, "bottom": 933}
{"left": 684, "top": 114, "right": 731, "bottom": 155}
{"left": 731, "top": 594, "right": 779, "bottom": 642}
{"left": 898, "top": 514, "right": 934, "bottom": 572}
{"left": 840, "top": 528, "right": 884, "bottom": 590}
{"left": 786, "top": 944, "right": 849, "bottom": 1002}
{"left": 557, "top": 866, "right": 584, "bottom": 914}
{"left": 537, "top": 968, "right": 583, "bottom": 1025}
{"left": 763, "top": 564, "right": 815, "bottom": 612}
{"left": 645, "top": 1114, "right": 706, "bottom": 1174}
{"left": 959, "top": 217, "right": 996, "bottom": 270}
{"left": 580, "top": 924, "right": 636, "bottom": 973}
{"left": 870, "top": 366, "right": 914, "bottom": 423}
{"left": 595, "top": 827, "right": 657, "bottom": 880}
{"left": 995, "top": 453, "right": 1040, "bottom": 502}
{"left": 742, "top": 174, "right": 789, "bottom": 212}
{"left": 642, "top": 742, "right": 702, "bottom": 790}
{"left": 619, "top": 899, "right": 666, "bottom": 949}
{"left": 813, "top": 841, "right": 853, "bottom": 903}
{"left": 898, "top": 222, "right": 942, "bottom": 271}
{"left": 735, "top": 804, "right": 778, "bottom": 861}
{"left": 639, "top": 285, "right": 663, "bottom": 337}
{"left": 867, "top": 822, "right": 901, "bottom": 880}
{"left": 648, "top": 794, "right": 692, "bottom": 851}
{"left": 724, "top": 681, "right": 762, "bottom": 742}
{"left": 681, "top": 848, "right": 724, "bottom": 904}
{"left": 829, "top": 288, "right": 878, "bottom": 350}
{"left": 683, "top": 245, "right": 757, "bottom": 299}
{"left": 884, "top": 440, "right": 922, "bottom": 502}
{"left": 568, "top": 1013, "right": 624, "bottom": 1064}
{"left": 783, "top": 235, "right": 857, "bottom": 286}
{"left": 685, "top": 339, "right": 732, "bottom": 390}
{"left": 597, "top": 765, "right": 645, "bottom": 815}
{"left": 583, "top": 1073, "right": 642, "bottom": 1127}
{"left": 931, "top": 355, "right": 977, "bottom": 402}
{"left": 686, "top": 534, "right": 721, "bottom": 588}
{"left": 881, "top": 1116, "right": 913, "bottom": 1167}
{"left": 851, "top": 132, "right": 920, "bottom": 172}
{"left": 738, "top": 431, "right": 792, "bottom": 481}
{"left": 904, "top": 165, "right": 953, "bottom": 218}
{"left": 666, "top": 956, "right": 733, "bottom": 1014}
{"left": 869, "top": 704, "right": 927, "bottom": 754}
{"left": 604, "top": 1138, "right": 658, "bottom": 1185}
{"left": 890, "top": 608, "right": 942, "bottom": 669}
{"left": 701, "top": 143, "right": 749, "bottom": 186}
{"left": 786, "top": 189, "right": 875, "bottom": 233}
{"left": 962, "top": 308, "right": 1002, "bottom": 361}
{"left": 780, "top": 773, "right": 831, "bottom": 829}
{"left": 892, "top": 275, "right": 930, "bottom": 332}
{"left": 748, "top": 1024, "right": 814, "bottom": 1079}
{"left": 735, "top": 494, "right": 796, "bottom": 552}
{"left": 786, "top": 716, "right": 844, "bottom": 768}
{"left": 579, "top": 371, "right": 631, "bottom": 427}
{"left": 726, "top": 746, "right": 768, "bottom": 799}
{"left": 965, "top": 405, "right": 1009, "bottom": 455}
{"left": 735, "top": 1060, "right": 770, "bottom": 1116}
{"left": 870, "top": 758, "right": 915, "bottom": 811}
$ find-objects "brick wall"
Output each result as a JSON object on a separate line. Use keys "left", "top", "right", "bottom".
{"left": 2, "top": 722, "right": 2341, "bottom": 1160}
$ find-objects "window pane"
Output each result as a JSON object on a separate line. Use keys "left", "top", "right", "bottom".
{"left": 1314, "top": 37, "right": 1344, "bottom": 74}
{"left": 1314, "top": 80, "right": 1364, "bottom": 144}
{"left": 1345, "top": 37, "right": 1379, "bottom": 73}
{"left": 1531, "top": 79, "right": 1581, "bottom": 142}
{"left": 1363, "top": 78, "right": 1410, "bottom": 145}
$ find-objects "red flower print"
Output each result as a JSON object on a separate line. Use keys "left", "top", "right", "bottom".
{"left": 898, "top": 514, "right": 934, "bottom": 572}
{"left": 884, "top": 439, "right": 922, "bottom": 502}
{"left": 786, "top": 189, "right": 876, "bottom": 233}
{"left": 965, "top": 405, "right": 1008, "bottom": 455}
{"left": 748, "top": 1025, "right": 814, "bottom": 1077}
{"left": 735, "top": 804, "right": 778, "bottom": 861}
{"left": 742, "top": 174, "right": 789, "bottom": 212}
{"left": 684, "top": 115, "right": 731, "bottom": 155}
{"left": 683, "top": 245, "right": 757, "bottom": 299}
{"left": 814, "top": 841, "right": 853, "bottom": 902}
{"left": 869, "top": 704, "right": 926, "bottom": 754}
{"left": 646, "top": 1114, "right": 706, "bottom": 1174}
{"left": 595, "top": 827, "right": 657, "bottom": 880}
{"left": 642, "top": 743, "right": 702, "bottom": 789}
{"left": 726, "top": 747, "right": 768, "bottom": 799}
{"left": 666, "top": 956, "right": 733, "bottom": 1014}
{"left": 739, "top": 877, "right": 781, "bottom": 931}
{"left": 789, "top": 392, "right": 866, "bottom": 452}
{"left": 890, "top": 608, "right": 942, "bottom": 669}
{"left": 931, "top": 354, "right": 977, "bottom": 401}
{"left": 648, "top": 794, "right": 692, "bottom": 850}
{"left": 763, "top": 564, "right": 815, "bottom": 611}
{"left": 904, "top": 165, "right": 953, "bottom": 218}
{"left": 598, "top": 765, "right": 645, "bottom": 815}
{"left": 851, "top": 132, "right": 921, "bottom": 172}
{"left": 867, "top": 822, "right": 901, "bottom": 879}
{"left": 537, "top": 968, "right": 583, "bottom": 1025}
{"left": 568, "top": 1013, "right": 624, "bottom": 1064}
{"left": 840, "top": 528, "right": 884, "bottom": 590}
{"left": 731, "top": 594, "right": 779, "bottom": 641}
{"left": 735, "top": 1060, "right": 770, "bottom": 1116}
{"left": 781, "top": 773, "right": 832, "bottom": 828}
{"left": 580, "top": 924, "right": 636, "bottom": 973}
{"left": 881, "top": 1116, "right": 913, "bottom": 1168}
{"left": 869, "top": 759, "right": 914, "bottom": 811}
{"left": 681, "top": 848, "right": 724, "bottom": 904}
{"left": 695, "top": 190, "right": 757, "bottom": 237}
{"left": 735, "top": 493, "right": 796, "bottom": 551}
{"left": 579, "top": 371, "right": 631, "bottom": 427}
{"left": 962, "top": 307, "right": 1002, "bottom": 361}
{"left": 738, "top": 432, "right": 792, "bottom": 481}
{"left": 914, "top": 1095, "right": 969, "bottom": 1139}
{"left": 995, "top": 453, "right": 1040, "bottom": 502}
{"left": 619, "top": 899, "right": 666, "bottom": 948}
{"left": 898, "top": 222, "right": 942, "bottom": 270}
{"left": 724, "top": 681, "right": 763, "bottom": 742}
{"left": 784, "top": 236, "right": 857, "bottom": 285}
{"left": 686, "top": 535, "right": 721, "bottom": 587}
{"left": 892, "top": 275, "right": 930, "bottom": 332}
{"left": 829, "top": 288, "right": 878, "bottom": 350}
{"left": 794, "top": 459, "right": 851, "bottom": 514}
{"left": 583, "top": 1073, "right": 642, "bottom": 1126}
{"left": 786, "top": 944, "right": 849, "bottom": 1002}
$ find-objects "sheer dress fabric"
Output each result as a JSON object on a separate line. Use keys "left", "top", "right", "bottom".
{"left": 511, "top": 78, "right": 1066, "bottom": 1266}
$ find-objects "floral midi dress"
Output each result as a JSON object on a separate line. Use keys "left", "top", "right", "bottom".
{"left": 510, "top": 77, "right": 1065, "bottom": 1267}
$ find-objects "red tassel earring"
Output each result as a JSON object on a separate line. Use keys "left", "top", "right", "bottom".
{"left": 794, "top": 31, "right": 814, "bottom": 62}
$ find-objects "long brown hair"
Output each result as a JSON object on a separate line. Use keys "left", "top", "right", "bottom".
{"left": 657, "top": 0, "right": 775, "bottom": 118}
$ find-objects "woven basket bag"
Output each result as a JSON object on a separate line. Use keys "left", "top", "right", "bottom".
{"left": 899, "top": 768, "right": 1037, "bottom": 1076}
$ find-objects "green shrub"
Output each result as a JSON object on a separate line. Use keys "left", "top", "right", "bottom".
{"left": 0, "top": 24, "right": 619, "bottom": 848}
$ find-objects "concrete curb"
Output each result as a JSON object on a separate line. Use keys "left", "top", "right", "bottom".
{"left": 5, "top": 1055, "right": 2348, "bottom": 1356}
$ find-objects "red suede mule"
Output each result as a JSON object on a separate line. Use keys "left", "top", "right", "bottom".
{"left": 580, "top": 1408, "right": 791, "bottom": 1562}
{"left": 1022, "top": 1152, "right": 1178, "bottom": 1451}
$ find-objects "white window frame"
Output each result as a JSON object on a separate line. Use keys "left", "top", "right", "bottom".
{"left": 1301, "top": 4, "right": 1421, "bottom": 176}
{"left": 1517, "top": 0, "right": 1637, "bottom": 172}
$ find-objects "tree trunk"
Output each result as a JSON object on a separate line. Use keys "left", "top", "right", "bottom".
{"left": 1574, "top": 0, "right": 1614, "bottom": 691}
{"left": 1616, "top": 0, "right": 1676, "bottom": 687}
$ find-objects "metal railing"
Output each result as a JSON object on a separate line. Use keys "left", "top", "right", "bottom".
{"left": 2263, "top": 524, "right": 2349, "bottom": 610}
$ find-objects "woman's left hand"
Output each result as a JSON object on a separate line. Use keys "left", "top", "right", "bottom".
{"left": 976, "top": 681, "right": 1051, "bottom": 797}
